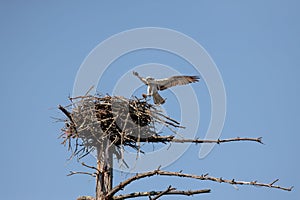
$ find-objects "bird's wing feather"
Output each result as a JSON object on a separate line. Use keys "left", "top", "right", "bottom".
{"left": 133, "top": 71, "right": 148, "bottom": 85}
{"left": 156, "top": 75, "right": 200, "bottom": 90}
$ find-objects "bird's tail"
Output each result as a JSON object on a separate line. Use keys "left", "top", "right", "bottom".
{"left": 153, "top": 92, "right": 165, "bottom": 105}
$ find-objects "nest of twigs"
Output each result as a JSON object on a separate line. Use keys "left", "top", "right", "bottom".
{"left": 58, "top": 95, "right": 183, "bottom": 162}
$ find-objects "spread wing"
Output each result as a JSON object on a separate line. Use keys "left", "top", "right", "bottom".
{"left": 133, "top": 71, "right": 148, "bottom": 85}
{"left": 156, "top": 75, "right": 200, "bottom": 90}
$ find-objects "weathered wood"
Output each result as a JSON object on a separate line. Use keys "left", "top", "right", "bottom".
{"left": 96, "top": 140, "right": 113, "bottom": 200}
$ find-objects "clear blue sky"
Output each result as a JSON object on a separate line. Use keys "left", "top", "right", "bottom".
{"left": 0, "top": 1, "right": 299, "bottom": 199}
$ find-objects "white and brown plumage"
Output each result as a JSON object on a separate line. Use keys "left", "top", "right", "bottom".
{"left": 133, "top": 71, "right": 200, "bottom": 105}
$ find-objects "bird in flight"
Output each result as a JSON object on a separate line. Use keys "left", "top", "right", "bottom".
{"left": 133, "top": 71, "right": 200, "bottom": 105}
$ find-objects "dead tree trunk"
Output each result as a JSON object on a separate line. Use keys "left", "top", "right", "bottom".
{"left": 96, "top": 139, "right": 113, "bottom": 200}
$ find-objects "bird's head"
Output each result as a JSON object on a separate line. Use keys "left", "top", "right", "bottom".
{"left": 146, "top": 76, "right": 154, "bottom": 81}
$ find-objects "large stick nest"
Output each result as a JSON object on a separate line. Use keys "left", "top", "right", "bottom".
{"left": 59, "top": 95, "right": 183, "bottom": 161}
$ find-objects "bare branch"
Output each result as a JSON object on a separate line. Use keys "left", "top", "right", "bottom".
{"left": 169, "top": 137, "right": 263, "bottom": 144}
{"left": 58, "top": 105, "right": 74, "bottom": 124}
{"left": 138, "top": 136, "right": 264, "bottom": 144}
{"left": 107, "top": 169, "right": 292, "bottom": 198}
{"left": 151, "top": 185, "right": 175, "bottom": 200}
{"left": 81, "top": 162, "right": 100, "bottom": 173}
{"left": 113, "top": 189, "right": 211, "bottom": 199}
{"left": 67, "top": 171, "right": 96, "bottom": 177}
{"left": 77, "top": 196, "right": 95, "bottom": 200}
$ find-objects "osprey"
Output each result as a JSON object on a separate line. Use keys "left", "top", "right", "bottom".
{"left": 133, "top": 71, "right": 200, "bottom": 105}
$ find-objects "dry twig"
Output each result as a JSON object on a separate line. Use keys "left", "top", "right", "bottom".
{"left": 77, "top": 196, "right": 95, "bottom": 200}
{"left": 67, "top": 171, "right": 96, "bottom": 177}
{"left": 113, "top": 188, "right": 210, "bottom": 199}
{"left": 107, "top": 168, "right": 292, "bottom": 198}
